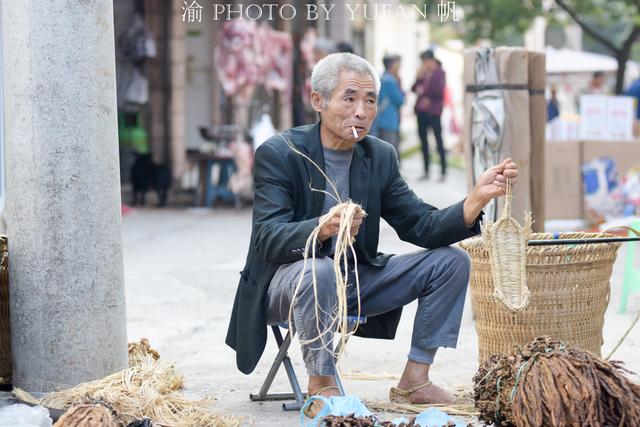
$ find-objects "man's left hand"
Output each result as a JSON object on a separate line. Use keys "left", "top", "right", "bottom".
{"left": 463, "top": 158, "right": 519, "bottom": 226}
{"left": 474, "top": 158, "right": 519, "bottom": 202}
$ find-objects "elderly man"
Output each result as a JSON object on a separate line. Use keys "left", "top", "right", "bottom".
{"left": 226, "top": 53, "right": 518, "bottom": 414}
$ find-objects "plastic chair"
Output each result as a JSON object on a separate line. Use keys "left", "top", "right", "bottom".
{"left": 620, "top": 220, "right": 640, "bottom": 313}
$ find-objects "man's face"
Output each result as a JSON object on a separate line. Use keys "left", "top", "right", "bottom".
{"left": 311, "top": 70, "right": 377, "bottom": 143}
{"left": 390, "top": 60, "right": 401, "bottom": 75}
{"left": 593, "top": 75, "right": 605, "bottom": 88}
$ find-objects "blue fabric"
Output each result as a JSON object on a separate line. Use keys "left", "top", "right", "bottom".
{"left": 413, "top": 407, "right": 468, "bottom": 427}
{"left": 624, "top": 78, "right": 640, "bottom": 119}
{"left": 300, "top": 395, "right": 374, "bottom": 427}
{"left": 547, "top": 99, "right": 559, "bottom": 122}
{"left": 373, "top": 72, "right": 405, "bottom": 132}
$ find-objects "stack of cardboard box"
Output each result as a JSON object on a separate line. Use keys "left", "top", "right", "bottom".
{"left": 545, "top": 140, "right": 640, "bottom": 221}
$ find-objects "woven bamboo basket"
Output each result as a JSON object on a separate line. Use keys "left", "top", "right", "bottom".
{"left": 459, "top": 232, "right": 621, "bottom": 363}
{"left": 0, "top": 236, "right": 9, "bottom": 384}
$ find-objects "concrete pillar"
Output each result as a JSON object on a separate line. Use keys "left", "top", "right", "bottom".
{"left": 1, "top": 1, "right": 128, "bottom": 391}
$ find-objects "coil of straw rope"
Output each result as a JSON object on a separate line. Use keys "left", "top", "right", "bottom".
{"left": 278, "top": 134, "right": 365, "bottom": 358}
{"left": 480, "top": 178, "right": 532, "bottom": 311}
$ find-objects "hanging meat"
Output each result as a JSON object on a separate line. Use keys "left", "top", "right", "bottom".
{"left": 214, "top": 20, "right": 262, "bottom": 96}
{"left": 215, "top": 20, "right": 293, "bottom": 97}
{"left": 256, "top": 23, "right": 293, "bottom": 93}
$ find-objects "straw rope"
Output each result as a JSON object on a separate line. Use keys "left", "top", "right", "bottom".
{"left": 606, "top": 310, "right": 640, "bottom": 361}
{"left": 277, "top": 134, "right": 365, "bottom": 358}
{"left": 365, "top": 400, "right": 478, "bottom": 417}
{"left": 480, "top": 178, "right": 532, "bottom": 311}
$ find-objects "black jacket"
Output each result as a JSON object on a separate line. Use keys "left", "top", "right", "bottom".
{"left": 225, "top": 122, "right": 481, "bottom": 374}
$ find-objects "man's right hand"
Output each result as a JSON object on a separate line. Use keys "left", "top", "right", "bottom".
{"left": 318, "top": 206, "right": 366, "bottom": 243}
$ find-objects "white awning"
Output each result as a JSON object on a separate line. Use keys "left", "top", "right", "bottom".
{"left": 545, "top": 46, "right": 638, "bottom": 76}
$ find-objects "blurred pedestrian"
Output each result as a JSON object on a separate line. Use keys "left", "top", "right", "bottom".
{"left": 313, "top": 38, "right": 337, "bottom": 63}
{"left": 372, "top": 54, "right": 405, "bottom": 158}
{"left": 625, "top": 77, "right": 640, "bottom": 119}
{"left": 625, "top": 77, "right": 640, "bottom": 136}
{"left": 412, "top": 50, "right": 446, "bottom": 181}
{"left": 547, "top": 85, "right": 560, "bottom": 122}
{"left": 585, "top": 71, "right": 608, "bottom": 95}
{"left": 576, "top": 71, "right": 609, "bottom": 112}
{"left": 336, "top": 41, "right": 354, "bottom": 54}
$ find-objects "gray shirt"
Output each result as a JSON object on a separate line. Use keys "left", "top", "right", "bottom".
{"left": 321, "top": 146, "right": 354, "bottom": 253}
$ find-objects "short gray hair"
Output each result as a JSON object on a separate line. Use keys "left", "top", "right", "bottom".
{"left": 311, "top": 53, "right": 380, "bottom": 105}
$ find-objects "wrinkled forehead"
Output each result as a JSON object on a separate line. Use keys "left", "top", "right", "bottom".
{"left": 333, "top": 71, "right": 377, "bottom": 97}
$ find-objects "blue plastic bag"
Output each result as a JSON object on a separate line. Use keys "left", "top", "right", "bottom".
{"left": 300, "top": 395, "right": 374, "bottom": 427}
{"left": 300, "top": 397, "right": 468, "bottom": 427}
{"left": 413, "top": 407, "right": 468, "bottom": 427}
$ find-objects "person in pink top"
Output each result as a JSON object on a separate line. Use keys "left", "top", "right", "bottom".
{"left": 412, "top": 50, "right": 446, "bottom": 182}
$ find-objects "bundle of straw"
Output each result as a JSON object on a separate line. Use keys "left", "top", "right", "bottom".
{"left": 473, "top": 336, "right": 640, "bottom": 427}
{"left": 15, "top": 340, "right": 240, "bottom": 427}
{"left": 128, "top": 337, "right": 160, "bottom": 366}
{"left": 279, "top": 134, "right": 365, "bottom": 358}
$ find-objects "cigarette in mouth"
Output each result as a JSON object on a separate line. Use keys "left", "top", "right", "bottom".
{"left": 352, "top": 126, "right": 358, "bottom": 139}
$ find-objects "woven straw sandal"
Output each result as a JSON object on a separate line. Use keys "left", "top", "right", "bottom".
{"left": 303, "top": 385, "right": 341, "bottom": 418}
{"left": 480, "top": 178, "right": 532, "bottom": 312}
{"left": 388, "top": 381, "right": 433, "bottom": 404}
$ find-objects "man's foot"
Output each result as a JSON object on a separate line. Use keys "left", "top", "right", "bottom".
{"left": 437, "top": 175, "right": 446, "bottom": 183}
{"left": 394, "top": 360, "right": 455, "bottom": 404}
{"left": 390, "top": 380, "right": 455, "bottom": 404}
{"left": 419, "top": 173, "right": 430, "bottom": 181}
{"left": 308, "top": 384, "right": 341, "bottom": 398}
{"left": 304, "top": 377, "right": 341, "bottom": 418}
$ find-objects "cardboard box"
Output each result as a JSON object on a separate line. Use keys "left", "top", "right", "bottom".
{"left": 579, "top": 96, "right": 609, "bottom": 140}
{"left": 582, "top": 141, "right": 640, "bottom": 176}
{"left": 607, "top": 97, "right": 635, "bottom": 141}
{"left": 579, "top": 95, "right": 636, "bottom": 141}
{"left": 545, "top": 141, "right": 583, "bottom": 220}
{"left": 544, "top": 140, "right": 640, "bottom": 221}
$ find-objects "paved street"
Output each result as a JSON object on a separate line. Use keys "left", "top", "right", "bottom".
{"left": 122, "top": 150, "right": 639, "bottom": 426}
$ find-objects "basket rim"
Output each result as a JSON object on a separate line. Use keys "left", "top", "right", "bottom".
{"left": 459, "top": 231, "right": 622, "bottom": 254}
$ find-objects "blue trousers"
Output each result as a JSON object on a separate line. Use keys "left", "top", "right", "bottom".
{"left": 266, "top": 246, "right": 471, "bottom": 376}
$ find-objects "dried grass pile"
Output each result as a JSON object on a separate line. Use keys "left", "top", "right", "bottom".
{"left": 473, "top": 336, "right": 640, "bottom": 426}
{"left": 128, "top": 337, "right": 160, "bottom": 366}
{"left": 16, "top": 338, "right": 240, "bottom": 427}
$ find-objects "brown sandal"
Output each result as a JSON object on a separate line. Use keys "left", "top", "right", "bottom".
{"left": 303, "top": 385, "right": 340, "bottom": 418}
{"left": 389, "top": 381, "right": 433, "bottom": 404}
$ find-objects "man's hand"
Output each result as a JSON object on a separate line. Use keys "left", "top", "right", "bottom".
{"left": 318, "top": 206, "right": 366, "bottom": 243}
{"left": 463, "top": 158, "right": 519, "bottom": 226}
{"left": 476, "top": 157, "right": 519, "bottom": 200}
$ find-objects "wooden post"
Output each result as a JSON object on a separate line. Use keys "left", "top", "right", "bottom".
{"left": 528, "top": 52, "right": 546, "bottom": 232}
